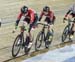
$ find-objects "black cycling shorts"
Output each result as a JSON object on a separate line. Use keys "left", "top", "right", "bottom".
{"left": 45, "top": 16, "right": 55, "bottom": 25}
{"left": 23, "top": 13, "right": 38, "bottom": 32}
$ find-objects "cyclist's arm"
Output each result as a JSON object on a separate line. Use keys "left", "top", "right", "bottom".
{"left": 65, "top": 10, "right": 71, "bottom": 17}
{"left": 39, "top": 11, "right": 44, "bottom": 21}
{"left": 16, "top": 12, "right": 23, "bottom": 26}
{"left": 49, "top": 11, "right": 54, "bottom": 21}
{"left": 15, "top": 12, "right": 23, "bottom": 29}
{"left": 30, "top": 12, "right": 35, "bottom": 24}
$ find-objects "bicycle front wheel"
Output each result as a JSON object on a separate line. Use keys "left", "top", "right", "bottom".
{"left": 12, "top": 35, "right": 22, "bottom": 57}
{"left": 35, "top": 32, "right": 45, "bottom": 51}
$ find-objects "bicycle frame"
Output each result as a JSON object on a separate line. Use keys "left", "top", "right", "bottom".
{"left": 35, "top": 23, "right": 53, "bottom": 50}
{"left": 37, "top": 23, "right": 49, "bottom": 40}
{"left": 64, "top": 18, "right": 75, "bottom": 34}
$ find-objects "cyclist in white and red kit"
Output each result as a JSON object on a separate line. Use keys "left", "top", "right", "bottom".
{"left": 64, "top": 4, "right": 75, "bottom": 38}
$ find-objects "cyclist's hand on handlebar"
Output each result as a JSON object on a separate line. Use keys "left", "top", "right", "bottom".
{"left": 63, "top": 17, "right": 67, "bottom": 20}
{"left": 63, "top": 17, "right": 67, "bottom": 23}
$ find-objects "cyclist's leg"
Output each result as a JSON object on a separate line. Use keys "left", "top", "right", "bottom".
{"left": 48, "top": 24, "right": 54, "bottom": 40}
{"left": 71, "top": 23, "right": 75, "bottom": 34}
{"left": 28, "top": 14, "right": 38, "bottom": 48}
{"left": 72, "top": 14, "right": 75, "bottom": 34}
{"left": 69, "top": 13, "right": 75, "bottom": 38}
{"left": 45, "top": 17, "right": 54, "bottom": 41}
{"left": 23, "top": 17, "right": 30, "bottom": 30}
{"left": 70, "top": 21, "right": 75, "bottom": 39}
{"left": 49, "top": 16, "right": 55, "bottom": 32}
{"left": 45, "top": 17, "right": 55, "bottom": 33}
{"left": 28, "top": 13, "right": 38, "bottom": 38}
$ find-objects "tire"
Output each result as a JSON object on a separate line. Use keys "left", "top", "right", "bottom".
{"left": 45, "top": 29, "right": 53, "bottom": 48}
{"left": 35, "top": 32, "right": 45, "bottom": 51}
{"left": 62, "top": 26, "right": 69, "bottom": 42}
{"left": 12, "top": 35, "right": 22, "bottom": 57}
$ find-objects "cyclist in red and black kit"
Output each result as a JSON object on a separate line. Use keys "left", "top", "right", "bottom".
{"left": 15, "top": 5, "right": 38, "bottom": 48}
{"left": 64, "top": 4, "right": 75, "bottom": 39}
{"left": 39, "top": 6, "right": 56, "bottom": 40}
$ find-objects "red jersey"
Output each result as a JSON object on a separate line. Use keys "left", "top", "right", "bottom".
{"left": 17, "top": 8, "right": 36, "bottom": 23}
{"left": 39, "top": 10, "right": 55, "bottom": 21}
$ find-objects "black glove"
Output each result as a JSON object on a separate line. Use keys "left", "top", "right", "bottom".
{"left": 15, "top": 19, "right": 20, "bottom": 29}
{"left": 63, "top": 18, "right": 67, "bottom": 23}
{"left": 63, "top": 17, "right": 67, "bottom": 20}
{"left": 15, "top": 19, "right": 20, "bottom": 26}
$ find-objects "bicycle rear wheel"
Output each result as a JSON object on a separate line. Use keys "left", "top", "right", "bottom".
{"left": 12, "top": 35, "right": 22, "bottom": 57}
{"left": 35, "top": 32, "right": 45, "bottom": 51}
{"left": 62, "top": 26, "right": 69, "bottom": 42}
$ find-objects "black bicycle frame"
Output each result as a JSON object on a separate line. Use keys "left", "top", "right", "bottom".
{"left": 65, "top": 18, "right": 75, "bottom": 34}
{"left": 37, "top": 23, "right": 49, "bottom": 41}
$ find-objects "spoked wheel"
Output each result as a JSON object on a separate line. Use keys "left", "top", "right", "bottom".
{"left": 62, "top": 26, "right": 69, "bottom": 42}
{"left": 45, "top": 29, "right": 54, "bottom": 48}
{"left": 35, "top": 32, "right": 45, "bottom": 51}
{"left": 12, "top": 35, "right": 22, "bottom": 57}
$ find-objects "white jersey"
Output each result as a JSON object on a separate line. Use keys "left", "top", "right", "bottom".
{"left": 69, "top": 4, "right": 75, "bottom": 14}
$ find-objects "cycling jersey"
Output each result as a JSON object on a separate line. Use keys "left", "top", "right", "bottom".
{"left": 16, "top": 8, "right": 38, "bottom": 32}
{"left": 39, "top": 10, "right": 55, "bottom": 21}
{"left": 17, "top": 8, "right": 36, "bottom": 24}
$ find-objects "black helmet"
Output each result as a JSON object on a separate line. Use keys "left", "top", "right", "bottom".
{"left": 21, "top": 6, "right": 28, "bottom": 13}
{"left": 43, "top": 6, "right": 50, "bottom": 12}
